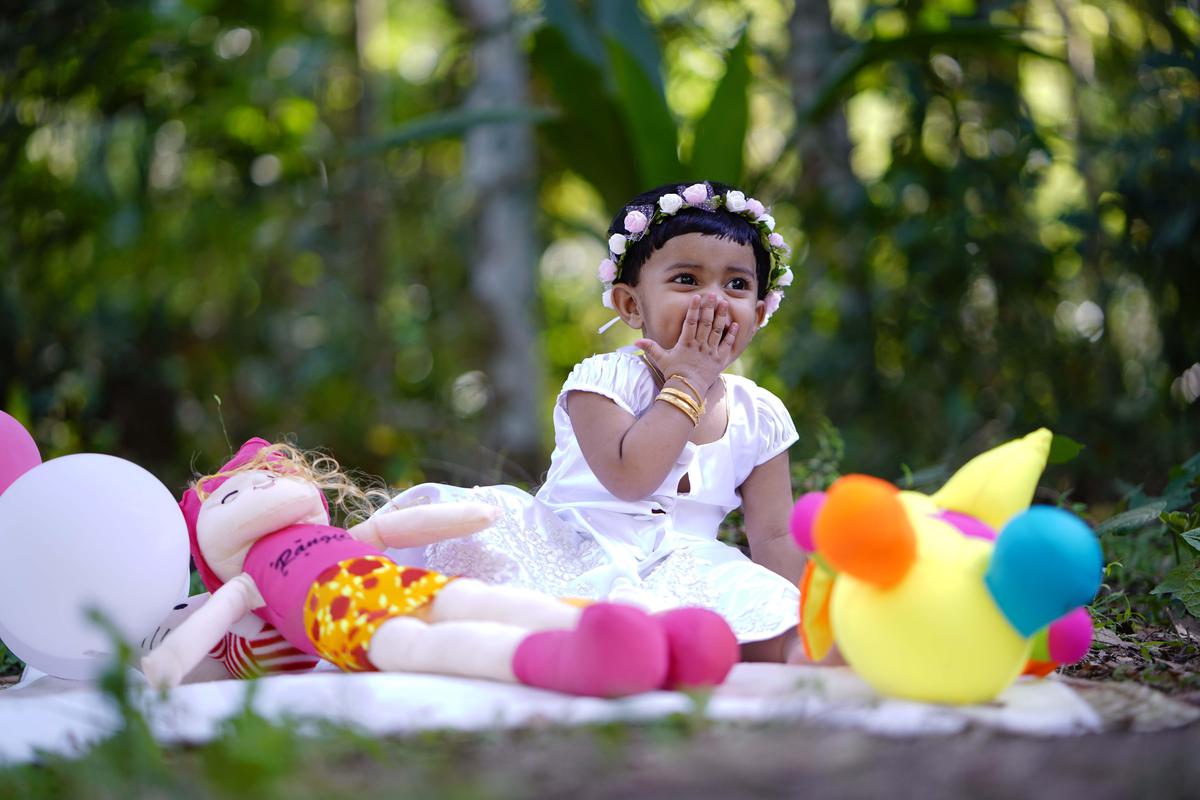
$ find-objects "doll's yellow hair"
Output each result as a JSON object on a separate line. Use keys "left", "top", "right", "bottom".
{"left": 193, "top": 442, "right": 389, "bottom": 525}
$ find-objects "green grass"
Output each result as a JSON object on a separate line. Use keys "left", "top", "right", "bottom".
{"left": 0, "top": 672, "right": 716, "bottom": 800}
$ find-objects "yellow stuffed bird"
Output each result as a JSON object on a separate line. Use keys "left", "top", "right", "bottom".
{"left": 790, "top": 429, "right": 1101, "bottom": 705}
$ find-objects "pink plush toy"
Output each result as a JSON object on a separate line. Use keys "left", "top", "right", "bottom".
{"left": 141, "top": 439, "right": 737, "bottom": 696}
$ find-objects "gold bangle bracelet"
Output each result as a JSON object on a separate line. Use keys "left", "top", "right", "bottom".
{"left": 656, "top": 392, "right": 699, "bottom": 425}
{"left": 641, "top": 354, "right": 666, "bottom": 383}
{"left": 658, "top": 394, "right": 698, "bottom": 425}
{"left": 666, "top": 373, "right": 704, "bottom": 405}
{"left": 659, "top": 387, "right": 703, "bottom": 417}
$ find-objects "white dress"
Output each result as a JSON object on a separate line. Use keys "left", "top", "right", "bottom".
{"left": 382, "top": 346, "right": 801, "bottom": 643}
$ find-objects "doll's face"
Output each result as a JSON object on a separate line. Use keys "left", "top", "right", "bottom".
{"left": 196, "top": 469, "right": 329, "bottom": 582}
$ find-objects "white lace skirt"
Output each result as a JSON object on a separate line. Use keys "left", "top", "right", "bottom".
{"left": 379, "top": 483, "right": 799, "bottom": 643}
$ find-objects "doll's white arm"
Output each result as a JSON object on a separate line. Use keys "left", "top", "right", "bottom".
{"left": 141, "top": 574, "right": 265, "bottom": 689}
{"left": 347, "top": 501, "right": 500, "bottom": 549}
{"left": 135, "top": 593, "right": 232, "bottom": 684}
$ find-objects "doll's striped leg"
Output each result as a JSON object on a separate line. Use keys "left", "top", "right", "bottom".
{"left": 427, "top": 578, "right": 581, "bottom": 630}
{"left": 368, "top": 616, "right": 524, "bottom": 681}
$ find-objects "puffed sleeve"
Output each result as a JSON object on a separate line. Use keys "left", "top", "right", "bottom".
{"left": 557, "top": 351, "right": 657, "bottom": 416}
{"left": 754, "top": 385, "right": 799, "bottom": 465}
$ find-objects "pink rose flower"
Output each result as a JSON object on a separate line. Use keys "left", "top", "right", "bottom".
{"left": 758, "top": 213, "right": 776, "bottom": 231}
{"left": 724, "top": 190, "right": 747, "bottom": 212}
{"left": 768, "top": 232, "right": 785, "bottom": 248}
{"left": 598, "top": 258, "right": 617, "bottom": 282}
{"left": 776, "top": 268, "right": 794, "bottom": 287}
{"left": 658, "top": 193, "right": 683, "bottom": 214}
{"left": 682, "top": 183, "right": 708, "bottom": 206}
{"left": 745, "top": 198, "right": 765, "bottom": 218}
{"left": 764, "top": 290, "right": 783, "bottom": 315}
{"left": 624, "top": 210, "right": 648, "bottom": 234}
{"left": 608, "top": 233, "right": 627, "bottom": 256}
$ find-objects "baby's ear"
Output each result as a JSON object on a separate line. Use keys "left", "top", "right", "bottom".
{"left": 611, "top": 284, "right": 642, "bottom": 328}
{"left": 754, "top": 298, "right": 767, "bottom": 328}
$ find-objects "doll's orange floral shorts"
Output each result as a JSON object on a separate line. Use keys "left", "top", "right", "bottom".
{"left": 303, "top": 555, "right": 452, "bottom": 671}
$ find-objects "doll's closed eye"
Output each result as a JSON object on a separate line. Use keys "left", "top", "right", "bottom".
{"left": 251, "top": 473, "right": 277, "bottom": 489}
{"left": 221, "top": 489, "right": 240, "bottom": 505}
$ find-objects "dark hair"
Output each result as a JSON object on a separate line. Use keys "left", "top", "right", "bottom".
{"left": 606, "top": 181, "right": 772, "bottom": 299}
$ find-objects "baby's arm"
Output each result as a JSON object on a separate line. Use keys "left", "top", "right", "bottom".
{"left": 567, "top": 391, "right": 694, "bottom": 502}
{"left": 740, "top": 452, "right": 805, "bottom": 583}
{"left": 569, "top": 295, "right": 736, "bottom": 502}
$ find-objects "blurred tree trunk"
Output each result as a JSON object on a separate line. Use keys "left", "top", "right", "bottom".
{"left": 787, "top": 0, "right": 854, "bottom": 204}
{"left": 353, "top": 0, "right": 390, "bottom": 387}
{"left": 787, "top": 0, "right": 878, "bottom": 407}
{"left": 455, "top": 0, "right": 544, "bottom": 475}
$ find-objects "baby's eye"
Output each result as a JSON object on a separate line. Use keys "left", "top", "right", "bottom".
{"left": 727, "top": 278, "right": 750, "bottom": 291}
{"left": 670, "top": 274, "right": 697, "bottom": 286}
{"left": 221, "top": 489, "right": 240, "bottom": 505}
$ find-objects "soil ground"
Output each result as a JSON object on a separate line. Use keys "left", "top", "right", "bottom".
{"left": 1063, "top": 622, "right": 1200, "bottom": 702}
{"left": 427, "top": 721, "right": 1200, "bottom": 799}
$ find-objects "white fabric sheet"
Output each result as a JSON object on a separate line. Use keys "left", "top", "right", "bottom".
{"left": 0, "top": 663, "right": 1104, "bottom": 764}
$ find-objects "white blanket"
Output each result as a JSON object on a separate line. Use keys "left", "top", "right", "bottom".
{"left": 0, "top": 663, "right": 1116, "bottom": 764}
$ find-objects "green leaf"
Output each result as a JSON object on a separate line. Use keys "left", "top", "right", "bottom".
{"left": 1095, "top": 500, "right": 1168, "bottom": 536}
{"left": 542, "top": 0, "right": 605, "bottom": 67}
{"left": 531, "top": 26, "right": 640, "bottom": 209}
{"left": 1182, "top": 452, "right": 1200, "bottom": 475}
{"left": 1162, "top": 511, "right": 1192, "bottom": 532}
{"left": 1117, "top": 481, "right": 1150, "bottom": 509}
{"left": 1178, "top": 566, "right": 1200, "bottom": 619}
{"left": 689, "top": 30, "right": 750, "bottom": 185}
{"left": 594, "top": 0, "right": 664, "bottom": 96}
{"left": 605, "top": 37, "right": 682, "bottom": 187}
{"left": 1181, "top": 528, "right": 1200, "bottom": 552}
{"left": 1151, "top": 562, "right": 1193, "bottom": 595}
{"left": 1047, "top": 434, "right": 1085, "bottom": 464}
{"left": 1161, "top": 453, "right": 1200, "bottom": 507}
{"left": 344, "top": 106, "right": 556, "bottom": 158}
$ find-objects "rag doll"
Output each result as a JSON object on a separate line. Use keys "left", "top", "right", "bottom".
{"left": 141, "top": 439, "right": 738, "bottom": 696}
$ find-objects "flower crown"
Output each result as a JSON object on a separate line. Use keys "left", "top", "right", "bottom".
{"left": 598, "top": 182, "right": 794, "bottom": 328}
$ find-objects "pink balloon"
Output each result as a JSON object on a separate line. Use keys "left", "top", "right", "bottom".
{"left": 0, "top": 411, "right": 41, "bottom": 496}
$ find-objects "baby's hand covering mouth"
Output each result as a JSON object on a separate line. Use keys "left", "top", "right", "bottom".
{"left": 636, "top": 294, "right": 739, "bottom": 398}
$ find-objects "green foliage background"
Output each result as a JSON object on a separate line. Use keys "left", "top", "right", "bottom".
{"left": 2, "top": 0, "right": 1197, "bottom": 500}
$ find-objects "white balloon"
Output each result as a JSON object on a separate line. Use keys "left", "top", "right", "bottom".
{"left": 0, "top": 454, "right": 190, "bottom": 680}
